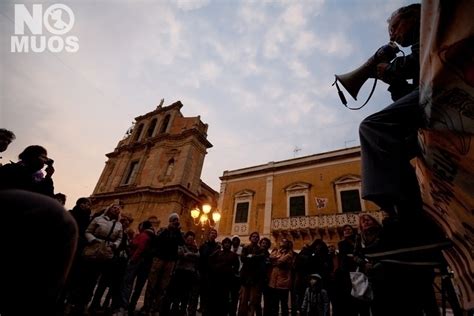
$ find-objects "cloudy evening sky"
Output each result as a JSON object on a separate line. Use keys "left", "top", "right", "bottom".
{"left": 1, "top": 0, "right": 414, "bottom": 209}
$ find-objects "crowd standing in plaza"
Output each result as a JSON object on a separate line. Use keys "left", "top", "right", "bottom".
{"left": 0, "top": 88, "right": 449, "bottom": 316}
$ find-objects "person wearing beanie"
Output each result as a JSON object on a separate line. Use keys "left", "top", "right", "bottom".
{"left": 301, "top": 273, "right": 329, "bottom": 316}
{"left": 169, "top": 212, "right": 180, "bottom": 222}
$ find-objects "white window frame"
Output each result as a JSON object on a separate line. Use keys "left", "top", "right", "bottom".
{"left": 285, "top": 182, "right": 311, "bottom": 217}
{"left": 232, "top": 190, "right": 254, "bottom": 235}
{"left": 334, "top": 175, "right": 365, "bottom": 213}
{"left": 234, "top": 200, "right": 250, "bottom": 224}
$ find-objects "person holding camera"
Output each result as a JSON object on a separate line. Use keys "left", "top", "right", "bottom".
{"left": 0, "top": 145, "right": 55, "bottom": 197}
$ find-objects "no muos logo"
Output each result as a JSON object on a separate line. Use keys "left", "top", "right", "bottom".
{"left": 11, "top": 4, "right": 79, "bottom": 53}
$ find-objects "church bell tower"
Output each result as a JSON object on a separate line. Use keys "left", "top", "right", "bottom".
{"left": 91, "top": 100, "right": 218, "bottom": 230}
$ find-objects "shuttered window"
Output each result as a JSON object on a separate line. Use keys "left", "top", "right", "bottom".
{"left": 289, "top": 195, "right": 305, "bottom": 217}
{"left": 235, "top": 202, "right": 249, "bottom": 223}
{"left": 341, "top": 189, "right": 362, "bottom": 213}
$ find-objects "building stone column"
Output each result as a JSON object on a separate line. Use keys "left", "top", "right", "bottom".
{"left": 215, "top": 181, "right": 227, "bottom": 232}
{"left": 263, "top": 174, "right": 273, "bottom": 235}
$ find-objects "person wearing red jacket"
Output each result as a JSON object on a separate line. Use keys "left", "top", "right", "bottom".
{"left": 119, "top": 220, "right": 155, "bottom": 313}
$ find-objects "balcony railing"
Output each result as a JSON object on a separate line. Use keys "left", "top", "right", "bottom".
{"left": 271, "top": 211, "right": 384, "bottom": 231}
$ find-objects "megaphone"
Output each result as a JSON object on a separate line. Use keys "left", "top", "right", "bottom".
{"left": 334, "top": 42, "right": 400, "bottom": 108}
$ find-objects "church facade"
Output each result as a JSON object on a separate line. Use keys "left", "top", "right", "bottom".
{"left": 217, "top": 147, "right": 383, "bottom": 248}
{"left": 90, "top": 101, "right": 218, "bottom": 231}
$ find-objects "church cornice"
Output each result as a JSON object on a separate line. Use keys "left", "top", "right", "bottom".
{"left": 106, "top": 128, "right": 212, "bottom": 157}
{"left": 220, "top": 147, "right": 361, "bottom": 181}
{"left": 91, "top": 184, "right": 201, "bottom": 202}
{"left": 135, "top": 101, "right": 183, "bottom": 121}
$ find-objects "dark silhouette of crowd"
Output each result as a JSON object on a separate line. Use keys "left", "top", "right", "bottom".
{"left": 0, "top": 138, "right": 450, "bottom": 316}
{"left": 0, "top": 132, "right": 79, "bottom": 315}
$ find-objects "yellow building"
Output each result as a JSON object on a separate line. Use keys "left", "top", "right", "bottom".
{"left": 217, "top": 146, "right": 383, "bottom": 248}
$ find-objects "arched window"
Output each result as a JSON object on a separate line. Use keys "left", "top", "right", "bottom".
{"left": 159, "top": 114, "right": 171, "bottom": 134}
{"left": 123, "top": 160, "right": 140, "bottom": 185}
{"left": 146, "top": 118, "right": 157, "bottom": 138}
{"left": 133, "top": 123, "right": 144, "bottom": 142}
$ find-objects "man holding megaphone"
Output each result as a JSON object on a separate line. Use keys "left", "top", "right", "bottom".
{"left": 358, "top": 3, "right": 442, "bottom": 244}
{"left": 354, "top": 4, "right": 449, "bottom": 316}
{"left": 375, "top": 7, "right": 420, "bottom": 101}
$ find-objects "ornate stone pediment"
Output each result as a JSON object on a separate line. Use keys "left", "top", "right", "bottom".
{"left": 284, "top": 182, "right": 312, "bottom": 193}
{"left": 234, "top": 189, "right": 255, "bottom": 199}
{"left": 334, "top": 174, "right": 360, "bottom": 185}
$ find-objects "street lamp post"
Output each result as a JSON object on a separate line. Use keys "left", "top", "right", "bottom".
{"left": 190, "top": 203, "right": 221, "bottom": 227}
{"left": 190, "top": 203, "right": 221, "bottom": 242}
